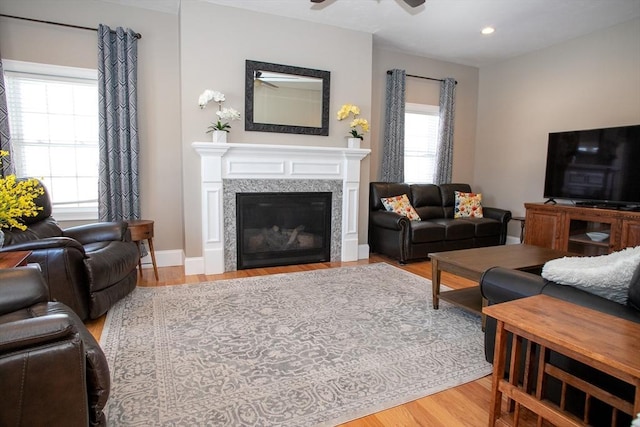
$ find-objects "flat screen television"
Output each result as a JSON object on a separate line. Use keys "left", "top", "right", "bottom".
{"left": 543, "top": 124, "right": 640, "bottom": 208}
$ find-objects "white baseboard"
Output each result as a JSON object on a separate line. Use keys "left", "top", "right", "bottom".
{"left": 184, "top": 257, "right": 204, "bottom": 275}
{"left": 145, "top": 239, "right": 519, "bottom": 273}
{"left": 358, "top": 244, "right": 370, "bottom": 259}
{"left": 182, "top": 244, "right": 372, "bottom": 275}
{"left": 139, "top": 249, "right": 184, "bottom": 268}
{"left": 506, "top": 235, "right": 521, "bottom": 245}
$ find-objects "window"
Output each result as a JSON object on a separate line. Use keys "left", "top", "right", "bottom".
{"left": 404, "top": 103, "right": 439, "bottom": 184}
{"left": 4, "top": 60, "right": 99, "bottom": 220}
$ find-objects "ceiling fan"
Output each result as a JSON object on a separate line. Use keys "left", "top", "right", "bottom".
{"left": 254, "top": 71, "right": 279, "bottom": 89}
{"left": 311, "top": 0, "right": 426, "bottom": 7}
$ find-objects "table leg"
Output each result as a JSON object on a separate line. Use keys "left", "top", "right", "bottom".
{"left": 523, "top": 341, "right": 535, "bottom": 394}
{"left": 432, "top": 259, "right": 441, "bottom": 309}
{"left": 489, "top": 319, "right": 508, "bottom": 426}
{"left": 148, "top": 237, "right": 159, "bottom": 281}
{"left": 508, "top": 334, "right": 523, "bottom": 413}
{"left": 634, "top": 382, "right": 640, "bottom": 419}
{"left": 136, "top": 241, "right": 143, "bottom": 277}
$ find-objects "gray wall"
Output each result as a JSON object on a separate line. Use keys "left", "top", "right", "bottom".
{"left": 371, "top": 47, "right": 480, "bottom": 185}
{"left": 179, "top": 2, "right": 373, "bottom": 257}
{"left": 0, "top": 0, "right": 183, "bottom": 257}
{"left": 475, "top": 18, "right": 640, "bottom": 237}
{"left": 2, "top": 0, "right": 639, "bottom": 260}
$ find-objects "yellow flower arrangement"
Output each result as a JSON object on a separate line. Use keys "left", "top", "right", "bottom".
{"left": 0, "top": 150, "right": 44, "bottom": 230}
{"left": 337, "top": 104, "right": 370, "bottom": 140}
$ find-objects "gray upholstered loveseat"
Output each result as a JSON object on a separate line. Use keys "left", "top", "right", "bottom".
{"left": 369, "top": 182, "right": 511, "bottom": 263}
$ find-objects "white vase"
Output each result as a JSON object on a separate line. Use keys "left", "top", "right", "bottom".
{"left": 212, "top": 130, "right": 228, "bottom": 143}
{"left": 347, "top": 137, "right": 361, "bottom": 149}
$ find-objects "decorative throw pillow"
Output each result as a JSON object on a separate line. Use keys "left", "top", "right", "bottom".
{"left": 541, "top": 246, "right": 640, "bottom": 305}
{"left": 380, "top": 194, "right": 421, "bottom": 221}
{"left": 454, "top": 191, "right": 483, "bottom": 218}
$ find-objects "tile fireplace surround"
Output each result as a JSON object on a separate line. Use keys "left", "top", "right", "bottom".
{"left": 191, "top": 142, "right": 371, "bottom": 274}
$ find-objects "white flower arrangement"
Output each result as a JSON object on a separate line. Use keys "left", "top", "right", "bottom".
{"left": 198, "top": 89, "right": 241, "bottom": 132}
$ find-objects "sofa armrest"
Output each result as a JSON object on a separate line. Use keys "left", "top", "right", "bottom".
{"left": 369, "top": 210, "right": 410, "bottom": 230}
{"left": 543, "top": 284, "right": 640, "bottom": 324}
{"left": 3, "top": 242, "right": 90, "bottom": 320}
{"left": 0, "top": 268, "right": 49, "bottom": 315}
{"left": 483, "top": 207, "right": 512, "bottom": 223}
{"left": 482, "top": 207, "right": 512, "bottom": 244}
{"left": 480, "top": 267, "right": 548, "bottom": 362}
{"left": 64, "top": 221, "right": 128, "bottom": 244}
{"left": 44, "top": 302, "right": 111, "bottom": 425}
{"left": 480, "top": 266, "right": 546, "bottom": 304}
{"left": 0, "top": 236, "right": 85, "bottom": 254}
{"left": 0, "top": 314, "right": 89, "bottom": 427}
{"left": 0, "top": 314, "right": 76, "bottom": 354}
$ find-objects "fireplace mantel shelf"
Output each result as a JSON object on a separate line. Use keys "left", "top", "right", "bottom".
{"left": 192, "top": 142, "right": 370, "bottom": 167}
{"left": 191, "top": 141, "right": 371, "bottom": 274}
{"left": 193, "top": 141, "right": 370, "bottom": 155}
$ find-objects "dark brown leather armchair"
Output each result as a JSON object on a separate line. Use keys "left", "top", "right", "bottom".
{"left": 1, "top": 182, "right": 139, "bottom": 320}
{"left": 0, "top": 267, "right": 110, "bottom": 426}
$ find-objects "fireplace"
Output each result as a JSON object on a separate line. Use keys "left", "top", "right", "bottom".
{"left": 191, "top": 142, "right": 370, "bottom": 274}
{"left": 236, "top": 192, "right": 332, "bottom": 269}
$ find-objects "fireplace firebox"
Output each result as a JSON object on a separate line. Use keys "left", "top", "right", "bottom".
{"left": 236, "top": 192, "right": 332, "bottom": 269}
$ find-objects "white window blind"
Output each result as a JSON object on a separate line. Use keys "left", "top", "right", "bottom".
{"left": 404, "top": 103, "right": 439, "bottom": 184}
{"left": 3, "top": 60, "right": 99, "bottom": 220}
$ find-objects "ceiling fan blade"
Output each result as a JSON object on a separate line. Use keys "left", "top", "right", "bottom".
{"left": 311, "top": 0, "right": 423, "bottom": 7}
{"left": 260, "top": 80, "right": 278, "bottom": 89}
{"left": 403, "top": 0, "right": 425, "bottom": 7}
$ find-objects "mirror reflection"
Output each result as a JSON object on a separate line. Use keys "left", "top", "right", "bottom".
{"left": 253, "top": 71, "right": 323, "bottom": 127}
{"left": 245, "top": 60, "right": 330, "bottom": 136}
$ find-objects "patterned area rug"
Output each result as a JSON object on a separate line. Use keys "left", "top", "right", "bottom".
{"left": 101, "top": 263, "right": 492, "bottom": 426}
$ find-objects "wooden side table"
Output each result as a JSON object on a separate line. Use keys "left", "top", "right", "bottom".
{"left": 484, "top": 295, "right": 640, "bottom": 426}
{"left": 511, "top": 216, "right": 526, "bottom": 243}
{"left": 0, "top": 250, "right": 32, "bottom": 268}
{"left": 127, "top": 219, "right": 159, "bottom": 281}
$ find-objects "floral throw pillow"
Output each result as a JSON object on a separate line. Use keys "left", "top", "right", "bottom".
{"left": 380, "top": 194, "right": 421, "bottom": 221}
{"left": 454, "top": 191, "right": 483, "bottom": 218}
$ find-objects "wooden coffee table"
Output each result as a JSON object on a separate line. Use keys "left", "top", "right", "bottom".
{"left": 484, "top": 294, "right": 640, "bottom": 426}
{"left": 429, "top": 244, "right": 571, "bottom": 312}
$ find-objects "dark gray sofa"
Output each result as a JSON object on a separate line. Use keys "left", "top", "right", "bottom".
{"left": 369, "top": 182, "right": 511, "bottom": 263}
{"left": 480, "top": 265, "right": 640, "bottom": 426}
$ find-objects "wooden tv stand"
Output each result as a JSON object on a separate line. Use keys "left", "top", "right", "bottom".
{"left": 524, "top": 203, "right": 640, "bottom": 255}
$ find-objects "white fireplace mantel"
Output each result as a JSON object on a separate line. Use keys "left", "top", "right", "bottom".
{"left": 191, "top": 142, "right": 370, "bottom": 274}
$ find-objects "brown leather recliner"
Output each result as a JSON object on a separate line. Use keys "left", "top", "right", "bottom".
{"left": 0, "top": 267, "right": 110, "bottom": 426}
{"left": 1, "top": 181, "right": 139, "bottom": 320}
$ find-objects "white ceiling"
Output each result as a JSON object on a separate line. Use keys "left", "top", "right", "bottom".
{"left": 108, "top": 0, "right": 640, "bottom": 67}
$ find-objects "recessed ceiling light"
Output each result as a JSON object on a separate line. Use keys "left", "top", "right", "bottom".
{"left": 481, "top": 27, "right": 495, "bottom": 35}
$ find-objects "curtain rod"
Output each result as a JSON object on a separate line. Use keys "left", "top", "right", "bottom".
{"left": 387, "top": 70, "right": 457, "bottom": 85}
{"left": 0, "top": 13, "right": 142, "bottom": 39}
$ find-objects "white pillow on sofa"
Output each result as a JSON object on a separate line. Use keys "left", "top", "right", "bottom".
{"left": 541, "top": 245, "right": 640, "bottom": 304}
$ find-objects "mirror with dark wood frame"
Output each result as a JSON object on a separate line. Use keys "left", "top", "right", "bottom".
{"left": 245, "top": 60, "right": 330, "bottom": 136}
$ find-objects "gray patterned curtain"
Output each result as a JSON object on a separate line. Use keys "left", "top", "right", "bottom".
{"left": 381, "top": 69, "right": 406, "bottom": 182}
{"left": 98, "top": 24, "right": 140, "bottom": 222}
{"left": 0, "top": 56, "right": 15, "bottom": 177}
{"left": 433, "top": 78, "right": 456, "bottom": 184}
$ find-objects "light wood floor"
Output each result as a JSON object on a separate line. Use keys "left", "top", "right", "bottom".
{"left": 85, "top": 255, "right": 540, "bottom": 427}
